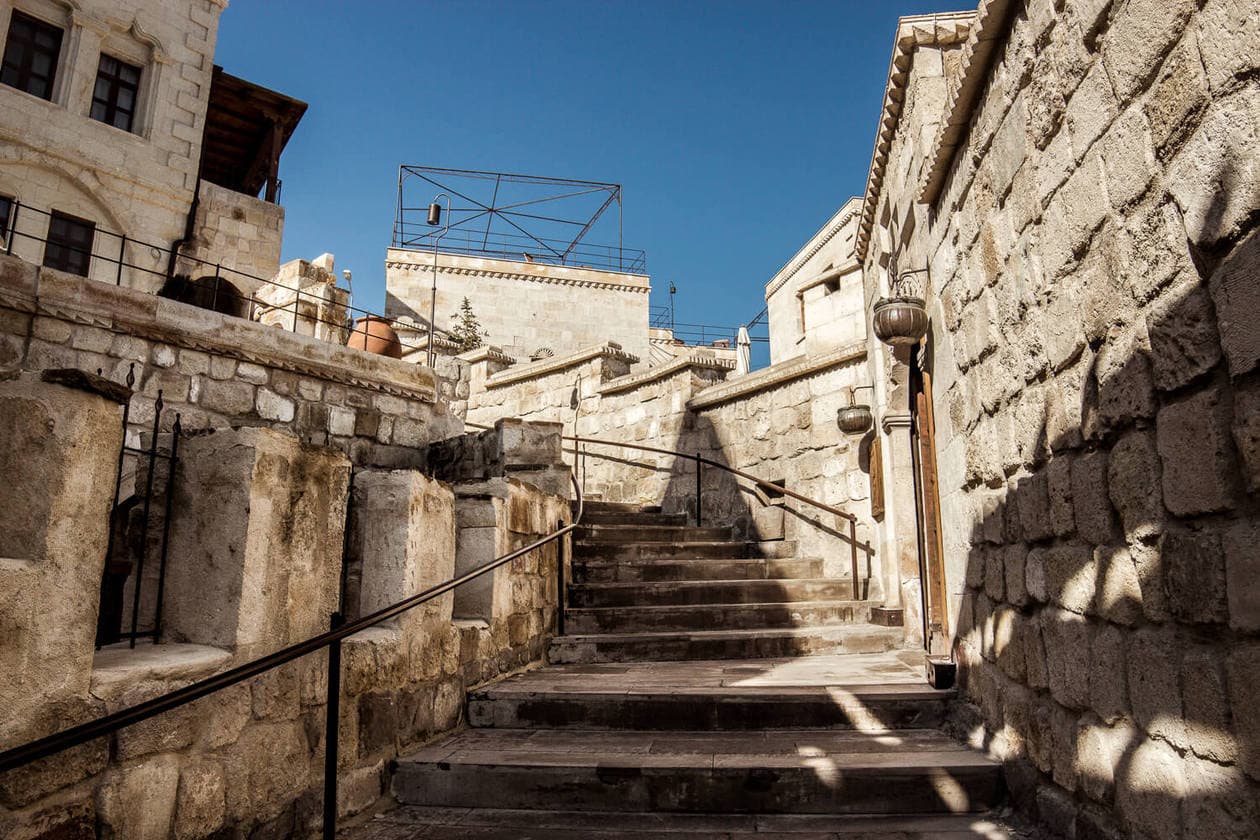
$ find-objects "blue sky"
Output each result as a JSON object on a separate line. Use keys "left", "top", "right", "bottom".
{"left": 214, "top": 1, "right": 968, "bottom": 354}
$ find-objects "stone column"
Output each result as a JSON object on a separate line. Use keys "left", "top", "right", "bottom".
{"left": 163, "top": 427, "right": 351, "bottom": 658}
{"left": 0, "top": 374, "right": 123, "bottom": 743}
{"left": 881, "top": 410, "right": 925, "bottom": 649}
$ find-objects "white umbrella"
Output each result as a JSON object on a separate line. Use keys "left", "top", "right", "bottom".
{"left": 736, "top": 325, "right": 751, "bottom": 375}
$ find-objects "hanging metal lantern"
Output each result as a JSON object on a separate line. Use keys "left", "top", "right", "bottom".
{"left": 837, "top": 403, "right": 874, "bottom": 434}
{"left": 427, "top": 202, "right": 443, "bottom": 226}
{"left": 872, "top": 296, "right": 929, "bottom": 347}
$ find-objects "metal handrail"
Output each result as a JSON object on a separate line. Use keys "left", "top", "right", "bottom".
{"left": 0, "top": 471, "right": 583, "bottom": 840}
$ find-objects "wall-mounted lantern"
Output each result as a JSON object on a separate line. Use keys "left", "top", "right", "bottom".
{"left": 837, "top": 385, "right": 874, "bottom": 434}
{"left": 873, "top": 268, "right": 930, "bottom": 347}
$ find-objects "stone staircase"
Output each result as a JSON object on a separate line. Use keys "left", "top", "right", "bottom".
{"left": 358, "top": 502, "right": 1010, "bottom": 838}
{"left": 550, "top": 501, "right": 902, "bottom": 664}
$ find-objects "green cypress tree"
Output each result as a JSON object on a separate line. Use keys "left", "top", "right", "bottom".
{"left": 451, "top": 296, "right": 487, "bottom": 352}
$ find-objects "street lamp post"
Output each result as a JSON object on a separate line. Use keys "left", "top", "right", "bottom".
{"left": 426, "top": 194, "right": 451, "bottom": 369}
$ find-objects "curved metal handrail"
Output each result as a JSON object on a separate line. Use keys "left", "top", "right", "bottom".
{"left": 0, "top": 472, "right": 583, "bottom": 793}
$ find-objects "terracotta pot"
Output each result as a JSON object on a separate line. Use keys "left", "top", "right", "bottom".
{"left": 346, "top": 315, "right": 403, "bottom": 359}
{"left": 836, "top": 404, "right": 874, "bottom": 434}
{"left": 872, "top": 296, "right": 929, "bottom": 347}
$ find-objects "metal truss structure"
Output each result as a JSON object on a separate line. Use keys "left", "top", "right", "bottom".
{"left": 393, "top": 166, "right": 646, "bottom": 274}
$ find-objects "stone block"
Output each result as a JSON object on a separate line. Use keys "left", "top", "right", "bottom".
{"left": 235, "top": 361, "right": 269, "bottom": 384}
{"left": 0, "top": 380, "right": 121, "bottom": 736}
{"left": 1234, "top": 377, "right": 1260, "bottom": 492}
{"left": 1089, "top": 623, "right": 1128, "bottom": 723}
{"left": 1169, "top": 88, "right": 1260, "bottom": 247}
{"left": 1048, "top": 456, "right": 1075, "bottom": 537}
{"left": 1026, "top": 547, "right": 1049, "bottom": 603}
{"left": 1197, "top": 0, "right": 1260, "bottom": 92}
{"left": 1182, "top": 756, "right": 1260, "bottom": 840}
{"left": 1100, "top": 0, "right": 1193, "bottom": 99}
{"left": 1094, "top": 545, "right": 1143, "bottom": 626}
{"left": 1181, "top": 645, "right": 1236, "bottom": 765}
{"left": 1005, "top": 543, "right": 1030, "bottom": 607}
{"left": 1115, "top": 735, "right": 1186, "bottom": 839}
{"left": 1107, "top": 430, "right": 1164, "bottom": 541}
{"left": 1126, "top": 626, "right": 1184, "bottom": 745}
{"left": 357, "top": 691, "right": 399, "bottom": 757}
{"left": 1129, "top": 541, "right": 1170, "bottom": 623}
{"left": 1067, "top": 62, "right": 1120, "bottom": 155}
{"left": 222, "top": 721, "right": 310, "bottom": 822}
{"left": 1145, "top": 281, "right": 1222, "bottom": 391}
{"left": 196, "top": 378, "right": 254, "bottom": 416}
{"left": 1145, "top": 31, "right": 1210, "bottom": 156}
{"left": 164, "top": 428, "right": 351, "bottom": 656}
{"left": 1075, "top": 715, "right": 1127, "bottom": 805}
{"left": 1095, "top": 324, "right": 1156, "bottom": 430}
{"left": 1072, "top": 451, "right": 1119, "bottom": 545}
{"left": 1226, "top": 643, "right": 1260, "bottom": 781}
{"left": 1017, "top": 470, "right": 1054, "bottom": 543}
{"left": 1210, "top": 228, "right": 1260, "bottom": 377}
{"left": 984, "top": 546, "right": 1006, "bottom": 603}
{"left": 1224, "top": 521, "right": 1260, "bottom": 632}
{"left": 1045, "top": 543, "right": 1097, "bottom": 615}
{"left": 1157, "top": 384, "right": 1240, "bottom": 516}
{"left": 255, "top": 388, "right": 295, "bottom": 422}
{"left": 1118, "top": 200, "right": 1196, "bottom": 304}
{"left": 1041, "top": 607, "right": 1092, "bottom": 710}
{"left": 97, "top": 756, "right": 180, "bottom": 840}
{"left": 174, "top": 760, "right": 226, "bottom": 840}
{"left": 1161, "top": 528, "right": 1228, "bottom": 624}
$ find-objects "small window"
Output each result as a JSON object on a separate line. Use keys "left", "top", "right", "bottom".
{"left": 44, "top": 211, "right": 95, "bottom": 276}
{"left": 1, "top": 11, "right": 63, "bottom": 101}
{"left": 0, "top": 196, "right": 12, "bottom": 242}
{"left": 91, "top": 54, "right": 142, "bottom": 132}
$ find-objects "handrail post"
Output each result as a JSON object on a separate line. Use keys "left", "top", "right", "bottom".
{"left": 115, "top": 234, "right": 127, "bottom": 286}
{"left": 694, "top": 453, "right": 702, "bottom": 526}
{"left": 555, "top": 518, "right": 565, "bottom": 636}
{"left": 323, "top": 611, "right": 344, "bottom": 840}
{"left": 849, "top": 518, "right": 860, "bottom": 600}
{"left": 5, "top": 200, "right": 19, "bottom": 255}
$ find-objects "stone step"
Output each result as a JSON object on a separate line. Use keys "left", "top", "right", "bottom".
{"left": 346, "top": 807, "right": 1016, "bottom": 839}
{"left": 392, "top": 728, "right": 1002, "bottom": 814}
{"left": 577, "top": 524, "right": 733, "bottom": 543}
{"left": 565, "top": 600, "right": 873, "bottom": 634}
{"left": 468, "top": 683, "right": 950, "bottom": 731}
{"left": 573, "top": 540, "right": 795, "bottom": 561}
{"left": 579, "top": 510, "right": 690, "bottom": 527}
{"left": 548, "top": 625, "right": 904, "bottom": 664}
{"left": 579, "top": 501, "right": 663, "bottom": 514}
{"left": 572, "top": 556, "right": 823, "bottom": 584}
{"left": 569, "top": 579, "right": 862, "bottom": 608}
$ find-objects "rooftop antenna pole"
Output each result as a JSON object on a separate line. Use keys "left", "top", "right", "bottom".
{"left": 669, "top": 282, "right": 677, "bottom": 332}
{"left": 427, "top": 193, "right": 451, "bottom": 369}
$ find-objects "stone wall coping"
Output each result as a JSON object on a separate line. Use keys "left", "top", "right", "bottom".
{"left": 763, "top": 198, "right": 863, "bottom": 300}
{"left": 462, "top": 345, "right": 516, "bottom": 366}
{"left": 688, "top": 343, "right": 867, "bottom": 410}
{"left": 0, "top": 255, "right": 439, "bottom": 402}
{"left": 855, "top": 10, "right": 977, "bottom": 260}
{"left": 483, "top": 342, "right": 640, "bottom": 389}
{"left": 385, "top": 248, "right": 651, "bottom": 293}
{"left": 919, "top": 0, "right": 1017, "bottom": 207}
{"left": 598, "top": 352, "right": 734, "bottom": 396}
{"left": 91, "top": 643, "right": 231, "bottom": 699}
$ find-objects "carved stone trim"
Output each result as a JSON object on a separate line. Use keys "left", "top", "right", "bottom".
{"left": 598, "top": 353, "right": 733, "bottom": 396}
{"left": 484, "top": 342, "right": 639, "bottom": 389}
{"left": 688, "top": 344, "right": 867, "bottom": 410}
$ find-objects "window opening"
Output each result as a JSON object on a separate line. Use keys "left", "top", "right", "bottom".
{"left": 43, "top": 210, "right": 95, "bottom": 276}
{"left": 1, "top": 11, "right": 62, "bottom": 101}
{"left": 91, "top": 54, "right": 141, "bottom": 132}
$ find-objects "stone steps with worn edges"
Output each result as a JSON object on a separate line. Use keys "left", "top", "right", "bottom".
{"left": 548, "top": 625, "right": 904, "bottom": 664}
{"left": 569, "top": 578, "right": 862, "bottom": 608}
{"left": 391, "top": 728, "right": 1002, "bottom": 815}
{"left": 580, "top": 510, "right": 690, "bottom": 527}
{"left": 572, "top": 556, "right": 824, "bottom": 584}
{"left": 573, "top": 540, "right": 796, "bottom": 561}
{"left": 577, "top": 524, "right": 734, "bottom": 543}
{"left": 565, "top": 599, "right": 873, "bottom": 634}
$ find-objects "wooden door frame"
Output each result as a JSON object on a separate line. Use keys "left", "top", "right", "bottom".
{"left": 908, "top": 341, "right": 949, "bottom": 649}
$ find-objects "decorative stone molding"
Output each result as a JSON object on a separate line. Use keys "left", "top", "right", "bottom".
{"left": 855, "top": 11, "right": 976, "bottom": 261}
{"left": 461, "top": 345, "right": 516, "bottom": 366}
{"left": 688, "top": 343, "right": 866, "bottom": 410}
{"left": 598, "top": 352, "right": 734, "bottom": 396}
{"left": 484, "top": 342, "right": 639, "bottom": 390}
{"left": 881, "top": 410, "right": 913, "bottom": 434}
{"left": 918, "top": 0, "right": 1017, "bottom": 206}
{"left": 763, "top": 198, "right": 863, "bottom": 300}
{"left": 385, "top": 249, "right": 650, "bottom": 294}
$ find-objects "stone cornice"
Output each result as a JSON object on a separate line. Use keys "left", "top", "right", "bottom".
{"left": 0, "top": 256, "right": 438, "bottom": 403}
{"left": 461, "top": 345, "right": 516, "bottom": 366}
{"left": 386, "top": 249, "right": 650, "bottom": 294}
{"left": 855, "top": 11, "right": 976, "bottom": 262}
{"left": 688, "top": 343, "right": 867, "bottom": 411}
{"left": 484, "top": 342, "right": 639, "bottom": 389}
{"left": 598, "top": 353, "right": 733, "bottom": 396}
{"left": 919, "top": 0, "right": 1018, "bottom": 206}
{"left": 763, "top": 198, "right": 862, "bottom": 300}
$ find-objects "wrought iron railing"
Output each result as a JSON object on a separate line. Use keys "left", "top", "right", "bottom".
{"left": 0, "top": 201, "right": 442, "bottom": 360}
{"left": 0, "top": 471, "right": 583, "bottom": 839}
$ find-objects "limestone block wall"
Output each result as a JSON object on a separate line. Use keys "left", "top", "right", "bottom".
{"left": 0, "top": 415, "right": 570, "bottom": 838}
{"left": 177, "top": 179, "right": 285, "bottom": 295}
{"left": 385, "top": 249, "right": 652, "bottom": 365}
{"left": 0, "top": 0, "right": 226, "bottom": 294}
{"left": 882, "top": 1, "right": 1260, "bottom": 837}
{"left": 0, "top": 254, "right": 461, "bottom": 469}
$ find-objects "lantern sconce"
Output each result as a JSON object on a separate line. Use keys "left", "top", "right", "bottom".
{"left": 873, "top": 267, "right": 930, "bottom": 347}
{"left": 837, "top": 385, "right": 875, "bottom": 435}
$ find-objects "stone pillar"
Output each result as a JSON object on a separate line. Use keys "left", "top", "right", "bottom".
{"left": 163, "top": 427, "right": 351, "bottom": 658}
{"left": 347, "top": 470, "right": 455, "bottom": 624}
{"left": 452, "top": 482, "right": 509, "bottom": 622}
{"left": 881, "top": 410, "right": 925, "bottom": 649}
{"left": 0, "top": 374, "right": 123, "bottom": 743}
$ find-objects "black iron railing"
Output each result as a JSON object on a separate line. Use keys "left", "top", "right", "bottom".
{"left": 0, "top": 471, "right": 583, "bottom": 839}
{"left": 0, "top": 201, "right": 442, "bottom": 360}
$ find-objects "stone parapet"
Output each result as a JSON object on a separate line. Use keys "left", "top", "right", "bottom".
{"left": 688, "top": 344, "right": 866, "bottom": 410}
{"left": 598, "top": 352, "right": 733, "bottom": 396}
{"left": 484, "top": 342, "right": 639, "bottom": 389}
